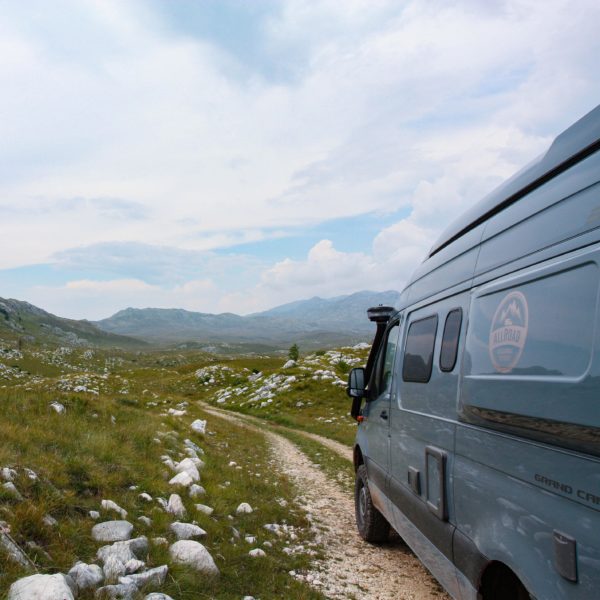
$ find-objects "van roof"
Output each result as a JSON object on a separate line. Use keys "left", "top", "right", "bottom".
{"left": 428, "top": 103, "right": 600, "bottom": 258}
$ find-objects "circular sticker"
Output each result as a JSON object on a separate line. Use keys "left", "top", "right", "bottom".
{"left": 488, "top": 290, "right": 529, "bottom": 373}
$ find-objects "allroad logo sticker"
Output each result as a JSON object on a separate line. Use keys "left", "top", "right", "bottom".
{"left": 489, "top": 290, "right": 529, "bottom": 373}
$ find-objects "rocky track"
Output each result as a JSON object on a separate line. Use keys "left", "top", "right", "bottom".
{"left": 201, "top": 405, "right": 449, "bottom": 600}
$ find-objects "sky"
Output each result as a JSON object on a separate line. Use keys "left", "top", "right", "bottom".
{"left": 1, "top": 0, "right": 600, "bottom": 320}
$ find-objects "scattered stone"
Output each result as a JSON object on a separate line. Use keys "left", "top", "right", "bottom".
{"left": 102, "top": 556, "right": 128, "bottom": 583}
{"left": 151, "top": 537, "right": 168, "bottom": 546}
{"left": 43, "top": 514, "right": 58, "bottom": 527}
{"left": 2, "top": 482, "right": 23, "bottom": 501}
{"left": 168, "top": 408, "right": 186, "bottom": 417}
{"left": 23, "top": 468, "right": 38, "bottom": 480}
{"left": 282, "top": 359, "right": 296, "bottom": 369}
{"left": 245, "top": 536, "right": 256, "bottom": 544}
{"left": 95, "top": 582, "right": 138, "bottom": 599}
{"left": 170, "top": 522, "right": 207, "bottom": 540}
{"left": 249, "top": 548, "right": 266, "bottom": 558}
{"left": 191, "top": 419, "right": 207, "bottom": 434}
{"left": 139, "top": 492, "right": 153, "bottom": 502}
{"left": 169, "top": 471, "right": 193, "bottom": 487}
{"left": 166, "top": 494, "right": 186, "bottom": 517}
{"left": 90, "top": 510, "right": 101, "bottom": 520}
{"left": 0, "top": 524, "right": 36, "bottom": 569}
{"left": 156, "top": 497, "right": 168, "bottom": 509}
{"left": 92, "top": 521, "right": 134, "bottom": 542}
{"left": 169, "top": 540, "right": 219, "bottom": 576}
{"left": 138, "top": 516, "right": 152, "bottom": 527}
{"left": 195, "top": 503, "right": 213, "bottom": 516}
{"left": 97, "top": 538, "right": 149, "bottom": 566}
{"left": 50, "top": 401, "right": 66, "bottom": 414}
{"left": 128, "top": 485, "right": 138, "bottom": 491}
{"left": 1, "top": 467, "right": 17, "bottom": 481}
{"left": 189, "top": 484, "right": 206, "bottom": 498}
{"left": 236, "top": 502, "right": 253, "bottom": 515}
{"left": 8, "top": 574, "right": 75, "bottom": 600}
{"left": 119, "top": 565, "right": 168, "bottom": 589}
{"left": 228, "top": 461, "right": 237, "bottom": 467}
{"left": 184, "top": 439, "right": 204, "bottom": 455}
{"left": 102, "top": 499, "right": 128, "bottom": 519}
{"left": 175, "top": 458, "right": 200, "bottom": 481}
{"left": 68, "top": 562, "right": 104, "bottom": 592}
{"left": 145, "top": 594, "right": 174, "bottom": 600}
{"left": 124, "top": 559, "right": 145, "bottom": 574}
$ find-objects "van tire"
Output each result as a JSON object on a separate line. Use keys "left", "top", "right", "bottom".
{"left": 355, "top": 464, "right": 390, "bottom": 543}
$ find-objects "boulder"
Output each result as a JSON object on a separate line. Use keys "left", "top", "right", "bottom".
{"left": 168, "top": 471, "right": 193, "bottom": 487}
{"left": 188, "top": 484, "right": 205, "bottom": 498}
{"left": 175, "top": 458, "right": 200, "bottom": 481}
{"left": 195, "top": 503, "right": 213, "bottom": 516}
{"left": 92, "top": 521, "right": 133, "bottom": 542}
{"left": 190, "top": 419, "right": 206, "bottom": 434}
{"left": 68, "top": 562, "right": 104, "bottom": 591}
{"left": 169, "top": 540, "right": 219, "bottom": 576}
{"left": 166, "top": 494, "right": 186, "bottom": 518}
{"left": 169, "top": 522, "right": 207, "bottom": 540}
{"left": 95, "top": 582, "right": 138, "bottom": 599}
{"left": 8, "top": 574, "right": 75, "bottom": 600}
{"left": 119, "top": 565, "right": 168, "bottom": 589}
{"left": 236, "top": 502, "right": 253, "bottom": 515}
{"left": 249, "top": 548, "right": 266, "bottom": 557}
{"left": 97, "top": 537, "right": 149, "bottom": 564}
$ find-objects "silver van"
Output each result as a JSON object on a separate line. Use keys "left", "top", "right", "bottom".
{"left": 348, "top": 104, "right": 600, "bottom": 599}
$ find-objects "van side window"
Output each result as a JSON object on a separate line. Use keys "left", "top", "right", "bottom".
{"left": 372, "top": 322, "right": 400, "bottom": 397}
{"left": 402, "top": 315, "right": 438, "bottom": 383}
{"left": 440, "top": 308, "right": 462, "bottom": 372}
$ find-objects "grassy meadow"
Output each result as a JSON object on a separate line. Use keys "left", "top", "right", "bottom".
{"left": 0, "top": 336, "right": 367, "bottom": 598}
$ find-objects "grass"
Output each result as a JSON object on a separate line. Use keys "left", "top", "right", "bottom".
{"left": 0, "top": 344, "right": 328, "bottom": 599}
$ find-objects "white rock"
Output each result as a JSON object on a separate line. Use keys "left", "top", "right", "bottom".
{"left": 124, "top": 559, "right": 145, "bottom": 574}
{"left": 191, "top": 419, "right": 207, "bottom": 434}
{"left": 184, "top": 439, "right": 204, "bottom": 454}
{"left": 170, "top": 522, "right": 207, "bottom": 540}
{"left": 8, "top": 574, "right": 74, "bottom": 600}
{"left": 90, "top": 510, "right": 101, "bottom": 520}
{"left": 189, "top": 484, "right": 206, "bottom": 498}
{"left": 168, "top": 408, "right": 186, "bottom": 417}
{"left": 195, "top": 503, "right": 213, "bottom": 516}
{"left": 244, "top": 536, "right": 256, "bottom": 544}
{"left": 243, "top": 597, "right": 257, "bottom": 600}
{"left": 92, "top": 521, "right": 133, "bottom": 542}
{"left": 139, "top": 492, "right": 153, "bottom": 502}
{"left": 175, "top": 458, "right": 200, "bottom": 481}
{"left": 138, "top": 516, "right": 152, "bottom": 527}
{"left": 68, "top": 562, "right": 104, "bottom": 591}
{"left": 282, "top": 359, "right": 296, "bottom": 369}
{"left": 119, "top": 565, "right": 168, "bottom": 589}
{"left": 145, "top": 594, "right": 175, "bottom": 600}
{"left": 151, "top": 537, "right": 168, "bottom": 546}
{"left": 50, "top": 401, "right": 66, "bottom": 414}
{"left": 23, "top": 468, "right": 38, "bottom": 480}
{"left": 228, "top": 461, "right": 237, "bottom": 467}
{"left": 249, "top": 548, "right": 266, "bottom": 557}
{"left": 102, "top": 499, "right": 128, "bottom": 519}
{"left": 97, "top": 538, "right": 148, "bottom": 564}
{"left": 169, "top": 471, "right": 193, "bottom": 487}
{"left": 1, "top": 467, "right": 16, "bottom": 481}
{"left": 2, "top": 482, "right": 23, "bottom": 501}
{"left": 236, "top": 502, "right": 253, "bottom": 515}
{"left": 101, "top": 555, "right": 127, "bottom": 583}
{"left": 169, "top": 540, "right": 219, "bottom": 575}
{"left": 166, "top": 494, "right": 186, "bottom": 517}
{"left": 95, "top": 582, "right": 138, "bottom": 599}
{"left": 43, "top": 514, "right": 58, "bottom": 527}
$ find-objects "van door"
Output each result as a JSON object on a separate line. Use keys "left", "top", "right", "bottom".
{"left": 362, "top": 320, "right": 400, "bottom": 505}
{"left": 388, "top": 295, "right": 468, "bottom": 599}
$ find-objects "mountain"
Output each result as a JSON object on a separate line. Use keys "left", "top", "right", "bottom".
{"left": 0, "top": 298, "right": 146, "bottom": 349}
{"left": 95, "top": 290, "right": 401, "bottom": 350}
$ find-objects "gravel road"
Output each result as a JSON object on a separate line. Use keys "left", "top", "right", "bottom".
{"left": 202, "top": 405, "right": 450, "bottom": 600}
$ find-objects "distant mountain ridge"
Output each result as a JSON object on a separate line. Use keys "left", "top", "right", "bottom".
{"left": 95, "top": 290, "right": 401, "bottom": 350}
{"left": 0, "top": 297, "right": 146, "bottom": 348}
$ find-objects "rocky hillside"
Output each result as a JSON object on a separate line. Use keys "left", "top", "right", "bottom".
{"left": 94, "top": 290, "right": 399, "bottom": 350}
{"left": 0, "top": 298, "right": 146, "bottom": 350}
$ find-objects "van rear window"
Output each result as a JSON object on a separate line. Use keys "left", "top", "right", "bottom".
{"left": 402, "top": 315, "right": 438, "bottom": 383}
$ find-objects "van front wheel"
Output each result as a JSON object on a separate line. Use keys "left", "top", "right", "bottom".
{"left": 355, "top": 464, "right": 390, "bottom": 543}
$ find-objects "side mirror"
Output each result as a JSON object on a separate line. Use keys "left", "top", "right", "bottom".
{"left": 347, "top": 367, "right": 366, "bottom": 398}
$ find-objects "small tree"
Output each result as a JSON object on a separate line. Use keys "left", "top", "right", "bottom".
{"left": 288, "top": 343, "right": 299, "bottom": 362}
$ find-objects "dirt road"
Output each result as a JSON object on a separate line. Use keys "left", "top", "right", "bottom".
{"left": 202, "top": 405, "right": 449, "bottom": 600}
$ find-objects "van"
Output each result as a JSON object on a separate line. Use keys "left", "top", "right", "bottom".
{"left": 347, "top": 104, "right": 600, "bottom": 599}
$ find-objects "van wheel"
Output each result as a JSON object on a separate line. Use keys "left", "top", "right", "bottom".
{"left": 355, "top": 464, "right": 390, "bottom": 543}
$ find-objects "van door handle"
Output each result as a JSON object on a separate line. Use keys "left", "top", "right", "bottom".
{"left": 380, "top": 410, "right": 388, "bottom": 420}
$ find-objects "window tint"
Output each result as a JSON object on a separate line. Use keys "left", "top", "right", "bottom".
{"left": 402, "top": 315, "right": 438, "bottom": 383}
{"left": 440, "top": 309, "right": 462, "bottom": 372}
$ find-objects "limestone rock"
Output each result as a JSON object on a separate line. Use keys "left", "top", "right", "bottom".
{"left": 170, "top": 522, "right": 207, "bottom": 540}
{"left": 90, "top": 510, "right": 101, "bottom": 520}
{"left": 169, "top": 471, "right": 193, "bottom": 487}
{"left": 145, "top": 594, "right": 174, "bottom": 600}
{"left": 236, "top": 502, "right": 253, "bottom": 515}
{"left": 175, "top": 458, "right": 200, "bottom": 481}
{"left": 139, "top": 492, "right": 153, "bottom": 502}
{"left": 8, "top": 574, "right": 74, "bottom": 600}
{"left": 249, "top": 548, "right": 266, "bottom": 557}
{"left": 188, "top": 484, "right": 205, "bottom": 498}
{"left": 50, "top": 401, "right": 66, "bottom": 414}
{"left": 195, "top": 503, "right": 213, "bottom": 516}
{"left": 101, "top": 499, "right": 128, "bottom": 519}
{"left": 68, "top": 562, "right": 104, "bottom": 591}
{"left": 2, "top": 482, "right": 23, "bottom": 501}
{"left": 169, "top": 540, "right": 219, "bottom": 576}
{"left": 92, "top": 521, "right": 133, "bottom": 542}
{"left": 95, "top": 582, "right": 138, "bottom": 599}
{"left": 190, "top": 419, "right": 206, "bottom": 434}
{"left": 138, "top": 516, "right": 152, "bottom": 527}
{"left": 1, "top": 467, "right": 17, "bottom": 481}
{"left": 119, "top": 565, "right": 168, "bottom": 589}
{"left": 166, "top": 494, "right": 186, "bottom": 517}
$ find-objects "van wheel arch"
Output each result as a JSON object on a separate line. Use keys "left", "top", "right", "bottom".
{"left": 479, "top": 561, "right": 530, "bottom": 600}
